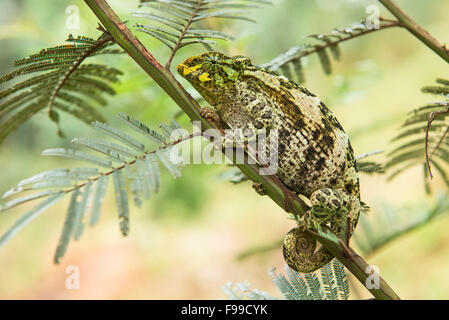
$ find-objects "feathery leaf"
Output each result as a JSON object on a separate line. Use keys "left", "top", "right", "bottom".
{"left": 0, "top": 113, "right": 190, "bottom": 262}
{"left": 266, "top": 261, "right": 349, "bottom": 300}
{"left": 54, "top": 190, "right": 79, "bottom": 264}
{"left": 261, "top": 19, "right": 399, "bottom": 83}
{"left": 134, "top": 0, "right": 270, "bottom": 68}
{"left": 386, "top": 78, "right": 449, "bottom": 192}
{"left": 0, "top": 33, "right": 123, "bottom": 144}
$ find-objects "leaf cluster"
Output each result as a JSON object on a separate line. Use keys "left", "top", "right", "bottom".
{"left": 0, "top": 113, "right": 187, "bottom": 263}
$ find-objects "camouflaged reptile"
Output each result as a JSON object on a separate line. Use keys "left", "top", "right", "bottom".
{"left": 177, "top": 52, "right": 361, "bottom": 273}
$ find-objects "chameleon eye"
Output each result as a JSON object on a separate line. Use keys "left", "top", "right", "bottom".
{"left": 205, "top": 58, "right": 220, "bottom": 71}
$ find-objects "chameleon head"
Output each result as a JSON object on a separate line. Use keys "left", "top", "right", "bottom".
{"left": 176, "top": 51, "right": 251, "bottom": 104}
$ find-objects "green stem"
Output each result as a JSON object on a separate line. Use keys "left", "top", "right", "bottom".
{"left": 84, "top": 0, "right": 400, "bottom": 300}
{"left": 379, "top": 0, "right": 449, "bottom": 64}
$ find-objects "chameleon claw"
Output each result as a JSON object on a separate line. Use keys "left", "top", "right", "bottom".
{"left": 200, "top": 107, "right": 226, "bottom": 133}
{"left": 200, "top": 107, "right": 217, "bottom": 121}
{"left": 252, "top": 182, "right": 266, "bottom": 196}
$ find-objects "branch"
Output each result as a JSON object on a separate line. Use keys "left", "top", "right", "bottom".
{"left": 379, "top": 0, "right": 449, "bottom": 64}
{"left": 84, "top": 0, "right": 400, "bottom": 300}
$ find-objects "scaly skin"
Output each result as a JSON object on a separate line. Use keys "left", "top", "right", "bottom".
{"left": 177, "top": 52, "right": 361, "bottom": 272}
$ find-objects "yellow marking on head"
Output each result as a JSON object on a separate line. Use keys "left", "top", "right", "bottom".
{"left": 176, "top": 63, "right": 185, "bottom": 72}
{"left": 199, "top": 72, "right": 211, "bottom": 82}
{"left": 182, "top": 64, "right": 202, "bottom": 76}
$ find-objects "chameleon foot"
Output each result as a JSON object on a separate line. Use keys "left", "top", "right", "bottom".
{"left": 252, "top": 182, "right": 266, "bottom": 196}
{"left": 200, "top": 107, "right": 227, "bottom": 129}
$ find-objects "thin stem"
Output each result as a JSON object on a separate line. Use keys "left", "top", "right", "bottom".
{"left": 379, "top": 0, "right": 449, "bottom": 64}
{"left": 425, "top": 108, "right": 449, "bottom": 179}
{"left": 84, "top": 0, "right": 400, "bottom": 300}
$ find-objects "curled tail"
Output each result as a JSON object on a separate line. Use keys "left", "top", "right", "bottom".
{"left": 282, "top": 226, "right": 333, "bottom": 273}
{"left": 282, "top": 188, "right": 361, "bottom": 273}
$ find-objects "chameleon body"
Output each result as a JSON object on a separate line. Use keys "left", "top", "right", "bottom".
{"left": 177, "top": 52, "right": 361, "bottom": 273}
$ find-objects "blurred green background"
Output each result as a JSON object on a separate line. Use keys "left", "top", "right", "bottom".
{"left": 0, "top": 0, "right": 449, "bottom": 299}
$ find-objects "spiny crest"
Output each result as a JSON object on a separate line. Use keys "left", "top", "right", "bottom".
{"left": 0, "top": 113, "right": 186, "bottom": 264}
{"left": 386, "top": 78, "right": 449, "bottom": 192}
{"left": 0, "top": 33, "right": 123, "bottom": 145}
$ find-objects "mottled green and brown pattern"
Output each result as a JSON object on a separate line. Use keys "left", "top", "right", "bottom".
{"left": 177, "top": 52, "right": 361, "bottom": 273}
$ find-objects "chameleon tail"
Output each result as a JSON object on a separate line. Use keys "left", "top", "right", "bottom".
{"left": 282, "top": 227, "right": 333, "bottom": 273}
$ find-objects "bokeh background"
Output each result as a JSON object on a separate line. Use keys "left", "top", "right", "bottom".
{"left": 1, "top": 0, "right": 449, "bottom": 299}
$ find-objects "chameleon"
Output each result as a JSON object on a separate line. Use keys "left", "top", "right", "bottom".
{"left": 177, "top": 52, "right": 361, "bottom": 273}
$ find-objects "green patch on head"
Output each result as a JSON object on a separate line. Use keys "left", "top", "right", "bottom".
{"left": 222, "top": 65, "right": 239, "bottom": 82}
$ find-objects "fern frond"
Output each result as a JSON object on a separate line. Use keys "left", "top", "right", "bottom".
{"left": 267, "top": 267, "right": 300, "bottom": 300}
{"left": 260, "top": 18, "right": 399, "bottom": 83}
{"left": 223, "top": 261, "right": 349, "bottom": 300}
{"left": 386, "top": 79, "right": 449, "bottom": 192}
{"left": 134, "top": 0, "right": 271, "bottom": 68}
{"left": 266, "top": 261, "right": 349, "bottom": 300}
{"left": 0, "top": 114, "right": 189, "bottom": 263}
{"left": 331, "top": 258, "right": 350, "bottom": 300}
{"left": 54, "top": 190, "right": 79, "bottom": 263}
{"left": 284, "top": 264, "right": 309, "bottom": 300}
{"left": 113, "top": 170, "right": 129, "bottom": 236}
{"left": 320, "top": 263, "right": 338, "bottom": 300}
{"left": 90, "top": 175, "right": 108, "bottom": 226}
{"left": 0, "top": 33, "right": 123, "bottom": 145}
